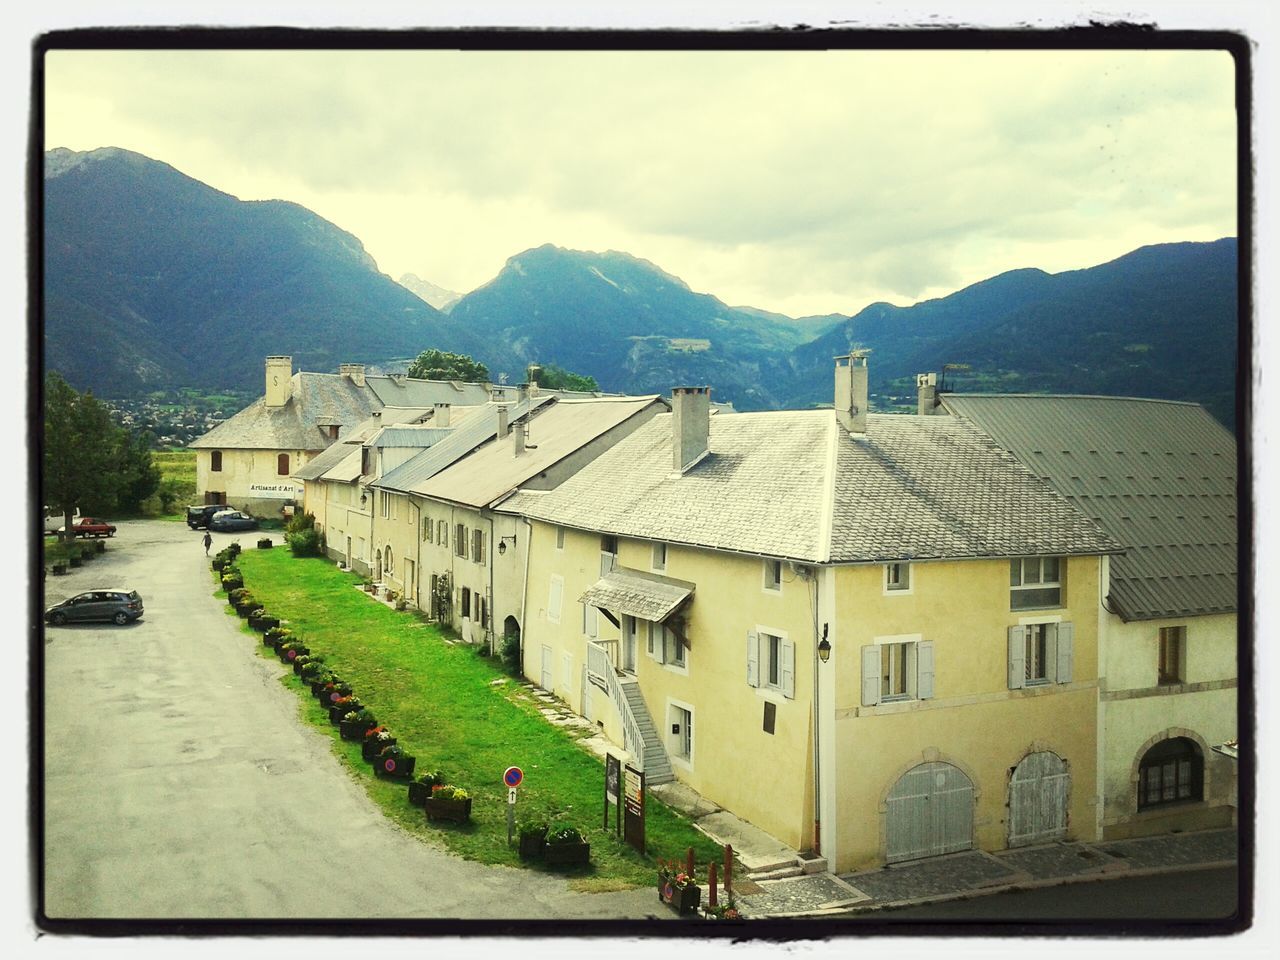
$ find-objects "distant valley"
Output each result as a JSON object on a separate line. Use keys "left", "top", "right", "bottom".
{"left": 42, "top": 147, "right": 1239, "bottom": 428}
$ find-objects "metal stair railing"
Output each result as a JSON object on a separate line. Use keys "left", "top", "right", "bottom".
{"left": 586, "top": 638, "right": 645, "bottom": 764}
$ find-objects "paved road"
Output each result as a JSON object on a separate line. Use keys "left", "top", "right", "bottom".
{"left": 848, "top": 866, "right": 1240, "bottom": 922}
{"left": 42, "top": 520, "right": 665, "bottom": 921}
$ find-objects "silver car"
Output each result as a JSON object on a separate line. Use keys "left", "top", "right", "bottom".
{"left": 44, "top": 589, "right": 144, "bottom": 626}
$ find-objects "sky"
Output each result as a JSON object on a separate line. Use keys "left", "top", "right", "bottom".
{"left": 40, "top": 43, "right": 1239, "bottom": 318}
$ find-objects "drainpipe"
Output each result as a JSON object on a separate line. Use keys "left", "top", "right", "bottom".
{"left": 520, "top": 515, "right": 534, "bottom": 675}
{"left": 811, "top": 571, "right": 822, "bottom": 857}
{"left": 487, "top": 509, "right": 497, "bottom": 654}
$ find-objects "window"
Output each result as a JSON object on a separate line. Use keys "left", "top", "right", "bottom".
{"left": 547, "top": 575, "right": 564, "bottom": 625}
{"left": 472, "top": 528, "right": 485, "bottom": 565}
{"left": 422, "top": 517, "right": 432, "bottom": 542}
{"left": 1007, "top": 622, "right": 1074, "bottom": 689}
{"left": 556, "top": 526, "right": 565, "bottom": 550}
{"left": 438, "top": 520, "right": 448, "bottom": 547}
{"left": 210, "top": 450, "right": 223, "bottom": 472}
{"left": 659, "top": 622, "right": 684, "bottom": 667}
{"left": 478, "top": 595, "right": 489, "bottom": 629}
{"left": 384, "top": 546, "right": 394, "bottom": 577}
{"left": 861, "top": 637, "right": 934, "bottom": 705}
{"left": 277, "top": 453, "right": 290, "bottom": 476}
{"left": 1010, "top": 557, "right": 1064, "bottom": 609}
{"left": 652, "top": 542, "right": 667, "bottom": 572}
{"left": 747, "top": 630, "right": 795, "bottom": 698}
{"left": 1159, "top": 626, "right": 1186, "bottom": 685}
{"left": 885, "top": 562, "right": 910, "bottom": 592}
{"left": 361, "top": 447, "right": 372, "bottom": 476}
{"left": 1138, "top": 737, "right": 1204, "bottom": 809}
{"left": 380, "top": 491, "right": 390, "bottom": 519}
{"left": 601, "top": 534, "right": 618, "bottom": 554}
{"left": 455, "top": 523, "right": 468, "bottom": 559}
{"left": 582, "top": 602, "right": 598, "bottom": 639}
{"left": 461, "top": 586, "right": 471, "bottom": 619}
{"left": 764, "top": 559, "right": 782, "bottom": 593}
{"left": 670, "top": 704, "right": 693, "bottom": 762}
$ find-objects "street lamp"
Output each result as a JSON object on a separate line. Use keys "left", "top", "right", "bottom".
{"left": 817, "top": 625, "right": 831, "bottom": 663}
{"left": 498, "top": 534, "right": 518, "bottom": 555}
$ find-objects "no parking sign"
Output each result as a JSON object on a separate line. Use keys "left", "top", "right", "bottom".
{"left": 503, "top": 766, "right": 523, "bottom": 845}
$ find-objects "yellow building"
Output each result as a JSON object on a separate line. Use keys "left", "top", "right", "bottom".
{"left": 500, "top": 361, "right": 1120, "bottom": 872}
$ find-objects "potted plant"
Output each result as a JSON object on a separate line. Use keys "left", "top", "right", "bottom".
{"left": 295, "top": 654, "right": 323, "bottom": 678}
{"left": 704, "top": 896, "right": 741, "bottom": 920}
{"left": 310, "top": 671, "right": 337, "bottom": 696}
{"left": 362, "top": 728, "right": 396, "bottom": 761}
{"left": 424, "top": 784, "right": 471, "bottom": 823}
{"left": 236, "top": 599, "right": 261, "bottom": 620}
{"left": 250, "top": 610, "right": 280, "bottom": 632}
{"left": 517, "top": 820, "right": 549, "bottom": 861}
{"left": 362, "top": 579, "right": 376, "bottom": 594}
{"left": 52, "top": 561, "right": 68, "bottom": 575}
{"left": 69, "top": 553, "right": 82, "bottom": 568}
{"left": 94, "top": 540, "right": 106, "bottom": 554}
{"left": 375, "top": 743, "right": 416, "bottom": 779}
{"left": 658, "top": 859, "right": 702, "bottom": 916}
{"left": 319, "top": 680, "right": 352, "bottom": 705}
{"left": 257, "top": 536, "right": 272, "bottom": 549}
{"left": 328, "top": 695, "right": 363, "bottom": 724}
{"left": 279, "top": 640, "right": 309, "bottom": 664}
{"left": 407, "top": 770, "right": 443, "bottom": 806}
{"left": 221, "top": 571, "right": 244, "bottom": 592}
{"left": 227, "top": 586, "right": 249, "bottom": 608}
{"left": 339, "top": 708, "right": 376, "bottom": 741}
{"left": 264, "top": 625, "right": 292, "bottom": 650}
{"left": 542, "top": 824, "right": 591, "bottom": 868}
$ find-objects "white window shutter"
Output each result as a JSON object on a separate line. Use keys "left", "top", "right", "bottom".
{"left": 861, "top": 645, "right": 881, "bottom": 706}
{"left": 1008, "top": 625, "right": 1026, "bottom": 689}
{"left": 746, "top": 630, "right": 760, "bottom": 687}
{"left": 1056, "top": 622, "right": 1074, "bottom": 683}
{"left": 917, "top": 641, "right": 935, "bottom": 699}
{"left": 781, "top": 639, "right": 795, "bottom": 699}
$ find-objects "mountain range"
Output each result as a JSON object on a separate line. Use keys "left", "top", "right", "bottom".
{"left": 41, "top": 147, "right": 1239, "bottom": 428}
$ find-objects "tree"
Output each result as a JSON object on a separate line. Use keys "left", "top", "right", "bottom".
{"left": 407, "top": 349, "right": 489, "bottom": 382}
{"left": 529, "top": 363, "right": 600, "bottom": 392}
{"left": 43, "top": 373, "right": 124, "bottom": 541}
{"left": 115, "top": 428, "right": 162, "bottom": 513}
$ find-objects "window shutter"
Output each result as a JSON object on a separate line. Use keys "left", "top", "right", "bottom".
{"left": 547, "top": 576, "right": 563, "bottom": 625}
{"left": 1008, "top": 625, "right": 1026, "bottom": 689}
{"left": 861, "top": 645, "right": 881, "bottom": 706}
{"left": 917, "top": 641, "right": 934, "bottom": 699}
{"left": 1056, "top": 622, "right": 1074, "bottom": 683}
{"left": 746, "top": 630, "right": 760, "bottom": 687}
{"left": 655, "top": 623, "right": 667, "bottom": 664}
{"left": 781, "top": 639, "right": 795, "bottom": 699}
{"left": 647, "top": 621, "right": 656, "bottom": 658}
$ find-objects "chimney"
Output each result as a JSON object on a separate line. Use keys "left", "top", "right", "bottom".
{"left": 514, "top": 419, "right": 526, "bottom": 457}
{"left": 433, "top": 403, "right": 451, "bottom": 428}
{"left": 496, "top": 403, "right": 510, "bottom": 439}
{"left": 916, "top": 372, "right": 938, "bottom": 415}
{"left": 671, "top": 386, "right": 711, "bottom": 473}
{"left": 339, "top": 363, "right": 366, "bottom": 387}
{"left": 265, "top": 356, "right": 293, "bottom": 408}
{"left": 834, "top": 353, "right": 869, "bottom": 434}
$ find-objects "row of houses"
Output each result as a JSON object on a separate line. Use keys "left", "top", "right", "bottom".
{"left": 190, "top": 355, "right": 1239, "bottom": 874}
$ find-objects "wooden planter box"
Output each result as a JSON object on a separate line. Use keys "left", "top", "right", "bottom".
{"left": 659, "top": 880, "right": 702, "bottom": 916}
{"left": 339, "top": 719, "right": 373, "bottom": 741}
{"left": 543, "top": 841, "right": 591, "bottom": 868}
{"left": 235, "top": 603, "right": 258, "bottom": 619}
{"left": 329, "top": 704, "right": 360, "bottom": 724}
{"left": 376, "top": 754, "right": 415, "bottom": 779}
{"left": 363, "top": 737, "right": 396, "bottom": 761}
{"left": 321, "top": 689, "right": 352, "bottom": 705}
{"left": 52, "top": 563, "right": 68, "bottom": 575}
{"left": 69, "top": 556, "right": 82, "bottom": 567}
{"left": 257, "top": 538, "right": 273, "bottom": 549}
{"left": 94, "top": 540, "right": 106, "bottom": 553}
{"left": 407, "top": 777, "right": 440, "bottom": 806}
{"left": 222, "top": 577, "right": 245, "bottom": 592}
{"left": 250, "top": 615, "right": 280, "bottom": 632}
{"left": 424, "top": 795, "right": 470, "bottom": 823}
{"left": 518, "top": 835, "right": 546, "bottom": 861}
{"left": 280, "top": 646, "right": 308, "bottom": 663}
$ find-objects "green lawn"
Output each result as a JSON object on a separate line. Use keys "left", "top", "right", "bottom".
{"left": 229, "top": 548, "right": 725, "bottom": 889}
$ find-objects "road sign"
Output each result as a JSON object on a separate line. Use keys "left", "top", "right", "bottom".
{"left": 503, "top": 766, "right": 524, "bottom": 788}
{"left": 508, "top": 787, "right": 518, "bottom": 804}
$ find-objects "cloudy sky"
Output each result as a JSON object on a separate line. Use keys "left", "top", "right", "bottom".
{"left": 42, "top": 43, "right": 1238, "bottom": 317}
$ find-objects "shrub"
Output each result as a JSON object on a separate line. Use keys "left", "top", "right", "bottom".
{"left": 519, "top": 820, "right": 549, "bottom": 842}
{"left": 546, "top": 825, "right": 584, "bottom": 846}
{"left": 430, "top": 784, "right": 469, "bottom": 801}
{"left": 500, "top": 631, "right": 521, "bottom": 672}
{"left": 286, "top": 526, "right": 325, "bottom": 558}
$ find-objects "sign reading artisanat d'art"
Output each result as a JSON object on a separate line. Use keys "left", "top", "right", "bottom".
{"left": 248, "top": 483, "right": 302, "bottom": 500}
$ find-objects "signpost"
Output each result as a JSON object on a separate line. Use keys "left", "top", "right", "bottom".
{"left": 604, "top": 752, "right": 622, "bottom": 836}
{"left": 623, "top": 763, "right": 646, "bottom": 854}
{"left": 504, "top": 766, "right": 523, "bottom": 846}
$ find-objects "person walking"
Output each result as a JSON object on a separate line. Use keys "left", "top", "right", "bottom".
{"left": 203, "top": 530, "right": 213, "bottom": 555}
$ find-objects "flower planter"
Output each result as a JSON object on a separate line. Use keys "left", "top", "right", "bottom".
{"left": 339, "top": 719, "right": 373, "bottom": 741}
{"left": 518, "top": 835, "right": 546, "bottom": 861}
{"left": 222, "top": 577, "right": 245, "bottom": 592}
{"left": 52, "top": 563, "right": 68, "bottom": 575}
{"left": 407, "top": 777, "right": 440, "bottom": 806}
{"left": 377, "top": 754, "right": 415, "bottom": 779}
{"left": 363, "top": 737, "right": 396, "bottom": 761}
{"left": 659, "top": 880, "right": 702, "bottom": 916}
{"left": 424, "top": 795, "right": 471, "bottom": 823}
{"left": 257, "top": 538, "right": 272, "bottom": 549}
{"left": 329, "top": 703, "right": 360, "bottom": 724}
{"left": 235, "top": 603, "right": 257, "bottom": 618}
{"left": 543, "top": 841, "right": 591, "bottom": 868}
{"left": 250, "top": 615, "right": 279, "bottom": 632}
{"left": 94, "top": 540, "right": 106, "bottom": 553}
{"left": 69, "top": 555, "right": 83, "bottom": 567}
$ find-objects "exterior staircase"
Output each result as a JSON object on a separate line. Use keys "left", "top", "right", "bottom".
{"left": 619, "top": 677, "right": 675, "bottom": 785}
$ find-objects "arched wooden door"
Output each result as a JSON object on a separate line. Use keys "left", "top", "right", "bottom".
{"left": 885, "top": 761, "right": 974, "bottom": 863}
{"left": 1008, "top": 751, "right": 1070, "bottom": 847}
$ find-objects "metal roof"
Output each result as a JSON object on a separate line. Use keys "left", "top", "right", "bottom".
{"left": 580, "top": 566, "right": 695, "bottom": 622}
{"left": 364, "top": 376, "right": 492, "bottom": 407}
{"left": 293, "top": 439, "right": 362, "bottom": 481}
{"left": 941, "top": 394, "right": 1237, "bottom": 620}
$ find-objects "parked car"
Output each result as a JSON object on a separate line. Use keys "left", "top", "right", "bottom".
{"left": 43, "top": 507, "right": 81, "bottom": 534}
{"left": 208, "top": 510, "right": 259, "bottom": 533}
{"left": 44, "top": 589, "right": 144, "bottom": 626}
{"left": 187, "top": 504, "right": 232, "bottom": 529}
{"left": 60, "top": 517, "right": 116, "bottom": 538}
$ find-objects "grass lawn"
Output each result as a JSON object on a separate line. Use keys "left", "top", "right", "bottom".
{"left": 230, "top": 547, "right": 725, "bottom": 889}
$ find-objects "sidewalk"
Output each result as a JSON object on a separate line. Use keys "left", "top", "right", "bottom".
{"left": 731, "top": 828, "right": 1238, "bottom": 918}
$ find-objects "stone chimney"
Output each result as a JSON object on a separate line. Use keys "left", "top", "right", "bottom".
{"left": 496, "top": 403, "right": 510, "bottom": 439}
{"left": 339, "top": 363, "right": 366, "bottom": 387}
{"left": 433, "top": 403, "right": 451, "bottom": 428}
{"left": 916, "top": 372, "right": 939, "bottom": 415}
{"left": 265, "top": 356, "right": 293, "bottom": 408}
{"left": 514, "top": 419, "right": 526, "bottom": 457}
{"left": 834, "top": 353, "right": 869, "bottom": 434}
{"left": 671, "top": 386, "right": 711, "bottom": 473}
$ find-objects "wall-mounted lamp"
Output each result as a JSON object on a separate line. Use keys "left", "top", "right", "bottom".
{"left": 817, "top": 623, "right": 831, "bottom": 663}
{"left": 360, "top": 491, "right": 368, "bottom": 506}
{"left": 498, "top": 534, "right": 518, "bottom": 555}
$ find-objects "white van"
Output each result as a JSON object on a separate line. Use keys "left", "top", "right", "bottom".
{"left": 42, "top": 507, "right": 81, "bottom": 534}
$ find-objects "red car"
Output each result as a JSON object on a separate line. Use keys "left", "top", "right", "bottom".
{"left": 63, "top": 517, "right": 117, "bottom": 538}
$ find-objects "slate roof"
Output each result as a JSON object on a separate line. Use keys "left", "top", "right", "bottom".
{"left": 580, "top": 567, "right": 696, "bottom": 622}
{"left": 941, "top": 394, "right": 1237, "bottom": 620}
{"left": 500, "top": 410, "right": 1119, "bottom": 564}
{"left": 190, "top": 372, "right": 379, "bottom": 451}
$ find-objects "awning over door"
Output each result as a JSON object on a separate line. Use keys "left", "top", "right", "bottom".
{"left": 579, "top": 567, "right": 694, "bottom": 624}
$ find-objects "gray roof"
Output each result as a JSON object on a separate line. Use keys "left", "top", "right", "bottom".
{"left": 580, "top": 567, "right": 695, "bottom": 622}
{"left": 371, "top": 426, "right": 454, "bottom": 448}
{"left": 501, "top": 410, "right": 1119, "bottom": 564}
{"left": 364, "top": 376, "right": 492, "bottom": 407}
{"left": 190, "top": 372, "right": 379, "bottom": 451}
{"left": 293, "top": 439, "right": 362, "bottom": 481}
{"left": 941, "top": 394, "right": 1237, "bottom": 620}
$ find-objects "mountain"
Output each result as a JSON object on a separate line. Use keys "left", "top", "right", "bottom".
{"left": 43, "top": 147, "right": 475, "bottom": 395}
{"left": 785, "top": 238, "right": 1239, "bottom": 429}
{"left": 446, "top": 244, "right": 812, "bottom": 408}
{"left": 398, "top": 273, "right": 461, "bottom": 311}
